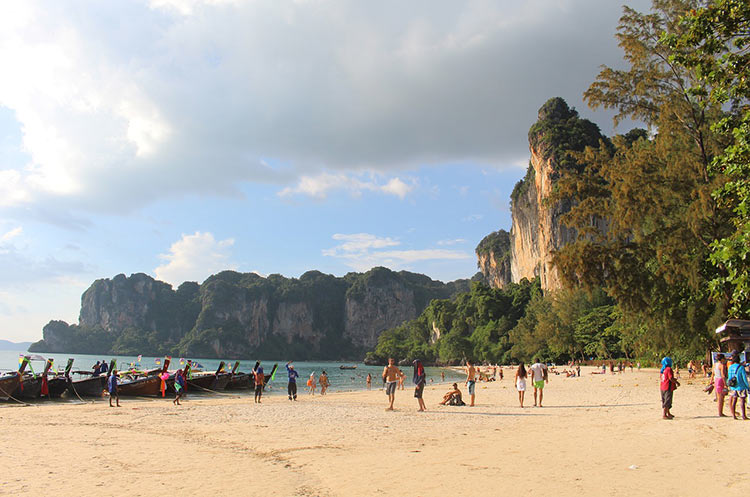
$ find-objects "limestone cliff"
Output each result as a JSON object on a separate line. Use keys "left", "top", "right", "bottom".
{"left": 30, "top": 267, "right": 469, "bottom": 359}
{"left": 478, "top": 97, "right": 607, "bottom": 291}
{"left": 475, "top": 230, "right": 512, "bottom": 288}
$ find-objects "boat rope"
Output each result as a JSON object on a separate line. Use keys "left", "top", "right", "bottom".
{"left": 67, "top": 381, "right": 95, "bottom": 404}
{"left": 0, "top": 384, "right": 31, "bottom": 406}
{"left": 186, "top": 380, "right": 239, "bottom": 397}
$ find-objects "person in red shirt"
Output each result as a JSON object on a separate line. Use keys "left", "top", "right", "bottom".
{"left": 660, "top": 356, "right": 679, "bottom": 419}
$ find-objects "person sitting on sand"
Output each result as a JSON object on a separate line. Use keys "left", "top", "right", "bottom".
{"left": 319, "top": 371, "right": 329, "bottom": 395}
{"left": 382, "top": 358, "right": 405, "bottom": 411}
{"left": 107, "top": 370, "right": 120, "bottom": 407}
{"left": 439, "top": 383, "right": 464, "bottom": 406}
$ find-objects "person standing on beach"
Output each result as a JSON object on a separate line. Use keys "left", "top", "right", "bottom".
{"left": 727, "top": 352, "right": 749, "bottom": 420}
{"left": 253, "top": 363, "right": 265, "bottom": 403}
{"left": 307, "top": 373, "right": 316, "bottom": 395}
{"left": 529, "top": 359, "right": 548, "bottom": 407}
{"left": 173, "top": 368, "right": 186, "bottom": 405}
{"left": 107, "top": 370, "right": 120, "bottom": 407}
{"left": 286, "top": 362, "right": 299, "bottom": 401}
{"left": 515, "top": 364, "right": 527, "bottom": 408}
{"left": 383, "top": 358, "right": 404, "bottom": 411}
{"left": 366, "top": 373, "right": 372, "bottom": 390}
{"left": 441, "top": 371, "right": 445, "bottom": 382}
{"left": 319, "top": 371, "right": 329, "bottom": 395}
{"left": 660, "top": 357, "right": 678, "bottom": 419}
{"left": 465, "top": 360, "right": 476, "bottom": 407}
{"left": 413, "top": 360, "right": 427, "bottom": 412}
{"left": 713, "top": 354, "right": 727, "bottom": 417}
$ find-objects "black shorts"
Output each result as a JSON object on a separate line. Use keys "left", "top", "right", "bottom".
{"left": 661, "top": 389, "right": 673, "bottom": 409}
{"left": 414, "top": 383, "right": 425, "bottom": 399}
{"left": 255, "top": 384, "right": 263, "bottom": 394}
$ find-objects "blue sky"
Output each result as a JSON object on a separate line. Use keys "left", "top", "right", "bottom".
{"left": 0, "top": 0, "right": 649, "bottom": 341}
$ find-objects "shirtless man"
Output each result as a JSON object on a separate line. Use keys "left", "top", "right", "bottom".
{"left": 382, "top": 358, "right": 404, "bottom": 411}
{"left": 465, "top": 360, "right": 477, "bottom": 407}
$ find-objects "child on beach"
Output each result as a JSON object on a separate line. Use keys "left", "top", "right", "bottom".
{"left": 515, "top": 364, "right": 527, "bottom": 408}
{"left": 727, "top": 352, "right": 749, "bottom": 420}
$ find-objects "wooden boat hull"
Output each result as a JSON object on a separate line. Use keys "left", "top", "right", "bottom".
{"left": 69, "top": 376, "right": 106, "bottom": 397}
{"left": 14, "top": 376, "right": 43, "bottom": 400}
{"left": 0, "top": 374, "right": 21, "bottom": 401}
{"left": 226, "top": 373, "right": 251, "bottom": 390}
{"left": 214, "top": 373, "right": 231, "bottom": 391}
{"left": 46, "top": 377, "right": 70, "bottom": 398}
{"left": 117, "top": 376, "right": 162, "bottom": 397}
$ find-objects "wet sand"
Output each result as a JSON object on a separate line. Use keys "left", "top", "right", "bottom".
{"left": 1, "top": 367, "right": 746, "bottom": 496}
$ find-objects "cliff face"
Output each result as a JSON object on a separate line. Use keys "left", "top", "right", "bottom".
{"left": 475, "top": 230, "right": 512, "bottom": 288}
{"left": 478, "top": 97, "right": 606, "bottom": 291}
{"left": 30, "top": 267, "right": 469, "bottom": 359}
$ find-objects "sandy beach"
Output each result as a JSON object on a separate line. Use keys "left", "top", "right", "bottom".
{"left": 1, "top": 366, "right": 747, "bottom": 496}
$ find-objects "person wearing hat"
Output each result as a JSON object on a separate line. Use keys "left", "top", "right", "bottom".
{"left": 727, "top": 352, "right": 749, "bottom": 420}
{"left": 286, "top": 361, "right": 299, "bottom": 401}
{"left": 660, "top": 357, "right": 678, "bottom": 419}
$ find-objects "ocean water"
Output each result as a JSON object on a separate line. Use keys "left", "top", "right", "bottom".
{"left": 0, "top": 350, "right": 464, "bottom": 394}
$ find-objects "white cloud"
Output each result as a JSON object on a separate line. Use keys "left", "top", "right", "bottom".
{"left": 0, "top": 0, "right": 648, "bottom": 216}
{"left": 279, "top": 172, "right": 415, "bottom": 199}
{"left": 437, "top": 238, "right": 466, "bottom": 246}
{"left": 323, "top": 233, "right": 470, "bottom": 272}
{"left": 154, "top": 231, "right": 237, "bottom": 286}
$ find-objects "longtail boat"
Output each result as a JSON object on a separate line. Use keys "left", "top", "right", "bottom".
{"left": 44, "top": 359, "right": 74, "bottom": 398}
{"left": 0, "top": 356, "right": 30, "bottom": 401}
{"left": 184, "top": 361, "right": 227, "bottom": 392}
{"left": 13, "top": 356, "right": 51, "bottom": 400}
{"left": 226, "top": 361, "right": 251, "bottom": 390}
{"left": 67, "top": 359, "right": 111, "bottom": 397}
{"left": 117, "top": 357, "right": 171, "bottom": 397}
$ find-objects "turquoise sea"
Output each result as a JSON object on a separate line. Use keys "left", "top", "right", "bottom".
{"left": 0, "top": 349, "right": 463, "bottom": 395}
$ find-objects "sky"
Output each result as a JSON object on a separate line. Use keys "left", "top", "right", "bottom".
{"left": 0, "top": 0, "right": 650, "bottom": 342}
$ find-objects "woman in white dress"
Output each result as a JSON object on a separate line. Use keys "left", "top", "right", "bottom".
{"left": 515, "top": 364, "right": 527, "bottom": 408}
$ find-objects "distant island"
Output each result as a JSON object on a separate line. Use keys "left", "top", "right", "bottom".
{"left": 0, "top": 340, "right": 32, "bottom": 351}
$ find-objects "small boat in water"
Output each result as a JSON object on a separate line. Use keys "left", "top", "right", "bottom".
{"left": 0, "top": 356, "right": 30, "bottom": 401}
{"left": 339, "top": 365, "right": 357, "bottom": 370}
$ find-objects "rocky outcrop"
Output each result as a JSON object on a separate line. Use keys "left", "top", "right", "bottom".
{"left": 30, "top": 267, "right": 469, "bottom": 359}
{"left": 475, "top": 230, "right": 512, "bottom": 288}
{"left": 478, "top": 97, "right": 607, "bottom": 291}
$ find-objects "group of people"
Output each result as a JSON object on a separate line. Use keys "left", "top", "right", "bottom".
{"left": 379, "top": 358, "right": 552, "bottom": 411}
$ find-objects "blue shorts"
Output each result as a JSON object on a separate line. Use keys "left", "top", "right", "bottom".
{"left": 385, "top": 381, "right": 397, "bottom": 395}
{"left": 467, "top": 380, "right": 475, "bottom": 395}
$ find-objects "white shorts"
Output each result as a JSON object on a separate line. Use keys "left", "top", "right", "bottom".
{"left": 516, "top": 378, "right": 526, "bottom": 391}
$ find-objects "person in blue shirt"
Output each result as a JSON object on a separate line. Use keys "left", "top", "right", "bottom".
{"left": 92, "top": 361, "right": 101, "bottom": 377}
{"left": 100, "top": 360, "right": 108, "bottom": 374}
{"left": 727, "top": 352, "right": 748, "bottom": 420}
{"left": 108, "top": 370, "right": 120, "bottom": 407}
{"left": 286, "top": 361, "right": 299, "bottom": 401}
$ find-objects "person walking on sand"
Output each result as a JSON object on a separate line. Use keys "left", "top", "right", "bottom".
{"left": 727, "top": 352, "right": 749, "bottom": 420}
{"left": 319, "top": 370, "right": 329, "bottom": 395}
{"left": 366, "top": 373, "right": 372, "bottom": 390}
{"left": 286, "top": 362, "right": 299, "bottom": 401}
{"left": 253, "top": 362, "right": 265, "bottom": 403}
{"left": 465, "top": 360, "right": 477, "bottom": 407}
{"left": 107, "top": 370, "right": 120, "bottom": 407}
{"left": 173, "top": 368, "right": 186, "bottom": 405}
{"left": 660, "top": 356, "right": 678, "bottom": 419}
{"left": 713, "top": 354, "right": 727, "bottom": 417}
{"left": 515, "top": 364, "right": 527, "bottom": 408}
{"left": 382, "top": 358, "right": 404, "bottom": 411}
{"left": 413, "top": 360, "right": 427, "bottom": 412}
{"left": 529, "top": 358, "right": 548, "bottom": 407}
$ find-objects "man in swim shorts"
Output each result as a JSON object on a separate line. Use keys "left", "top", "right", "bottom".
{"left": 529, "top": 358, "right": 548, "bottom": 407}
{"left": 382, "top": 358, "right": 404, "bottom": 411}
{"left": 465, "top": 360, "right": 477, "bottom": 407}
